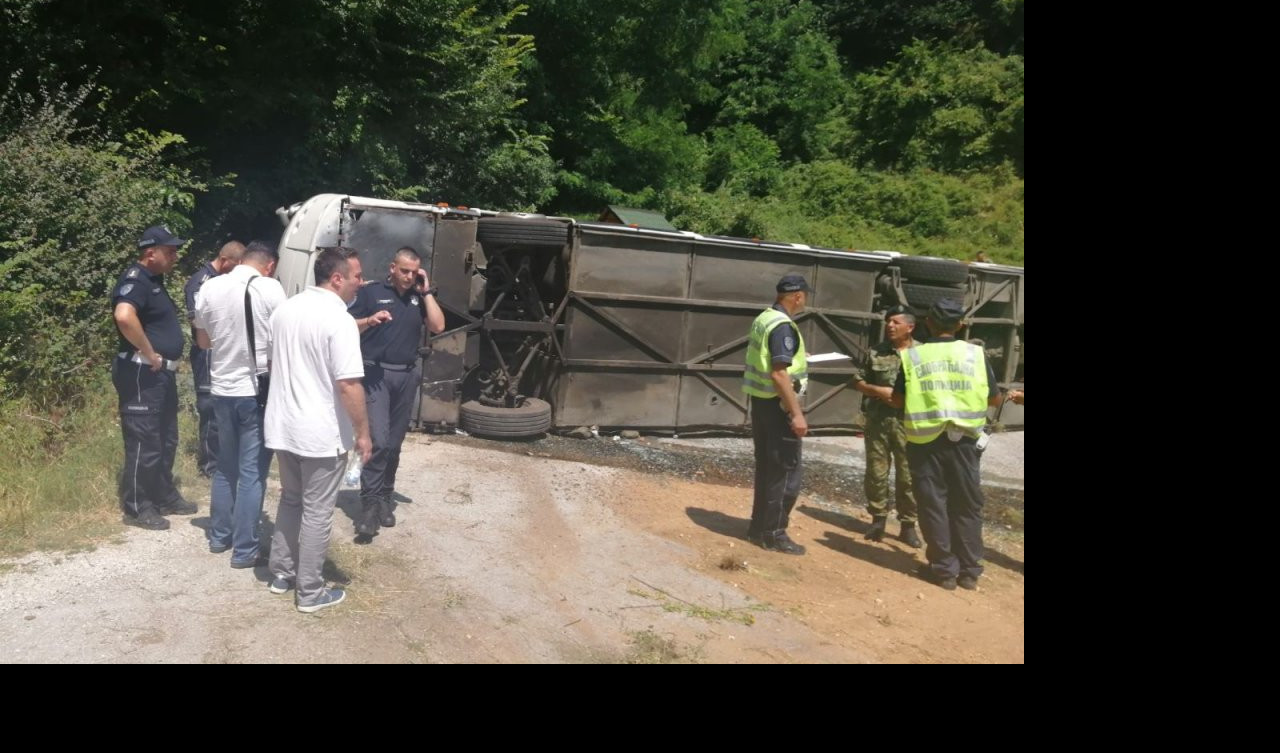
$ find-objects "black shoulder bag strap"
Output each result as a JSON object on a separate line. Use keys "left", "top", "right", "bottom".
{"left": 243, "top": 275, "right": 264, "bottom": 404}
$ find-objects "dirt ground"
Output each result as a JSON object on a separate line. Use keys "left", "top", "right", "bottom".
{"left": 0, "top": 432, "right": 1023, "bottom": 663}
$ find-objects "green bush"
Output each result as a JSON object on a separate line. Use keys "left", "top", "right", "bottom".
{"left": 0, "top": 82, "right": 200, "bottom": 405}
{"left": 705, "top": 124, "right": 783, "bottom": 196}
{"left": 655, "top": 161, "right": 1022, "bottom": 263}
{"left": 0, "top": 371, "right": 202, "bottom": 557}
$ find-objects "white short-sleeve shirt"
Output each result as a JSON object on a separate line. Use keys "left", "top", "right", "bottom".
{"left": 192, "top": 264, "right": 287, "bottom": 397}
{"left": 264, "top": 287, "right": 365, "bottom": 457}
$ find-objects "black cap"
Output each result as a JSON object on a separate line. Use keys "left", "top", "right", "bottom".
{"left": 928, "top": 298, "right": 966, "bottom": 325}
{"left": 883, "top": 304, "right": 912, "bottom": 320}
{"left": 138, "top": 225, "right": 187, "bottom": 249}
{"left": 776, "top": 274, "right": 813, "bottom": 294}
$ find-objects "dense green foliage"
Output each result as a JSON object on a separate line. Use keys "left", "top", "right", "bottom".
{"left": 0, "top": 83, "right": 200, "bottom": 403}
{"left": 0, "top": 0, "right": 1023, "bottom": 405}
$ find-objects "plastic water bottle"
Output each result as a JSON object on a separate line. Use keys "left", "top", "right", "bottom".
{"left": 343, "top": 453, "right": 363, "bottom": 488}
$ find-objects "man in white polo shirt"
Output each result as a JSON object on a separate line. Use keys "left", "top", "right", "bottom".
{"left": 264, "top": 246, "right": 372, "bottom": 613}
{"left": 193, "top": 240, "right": 287, "bottom": 569}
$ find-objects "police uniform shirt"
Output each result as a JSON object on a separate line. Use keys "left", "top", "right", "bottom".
{"left": 184, "top": 261, "right": 219, "bottom": 387}
{"left": 349, "top": 280, "right": 426, "bottom": 365}
{"left": 892, "top": 334, "right": 999, "bottom": 398}
{"left": 184, "top": 261, "right": 219, "bottom": 325}
{"left": 113, "top": 263, "right": 184, "bottom": 360}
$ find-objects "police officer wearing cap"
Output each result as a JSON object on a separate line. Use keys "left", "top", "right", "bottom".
{"left": 852, "top": 304, "right": 923, "bottom": 548}
{"left": 112, "top": 225, "right": 197, "bottom": 530}
{"left": 348, "top": 246, "right": 445, "bottom": 537}
{"left": 890, "top": 297, "right": 1002, "bottom": 590}
{"left": 741, "top": 274, "right": 812, "bottom": 555}
{"left": 184, "top": 241, "right": 245, "bottom": 477}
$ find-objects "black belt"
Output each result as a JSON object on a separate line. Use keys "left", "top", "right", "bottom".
{"left": 365, "top": 360, "right": 415, "bottom": 372}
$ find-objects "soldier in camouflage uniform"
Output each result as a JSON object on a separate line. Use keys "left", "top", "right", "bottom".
{"left": 851, "top": 306, "right": 922, "bottom": 547}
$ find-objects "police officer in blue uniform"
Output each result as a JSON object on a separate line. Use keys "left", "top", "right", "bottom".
{"left": 112, "top": 225, "right": 197, "bottom": 530}
{"left": 184, "top": 241, "right": 244, "bottom": 477}
{"left": 742, "top": 274, "right": 813, "bottom": 555}
{"left": 348, "top": 247, "right": 445, "bottom": 537}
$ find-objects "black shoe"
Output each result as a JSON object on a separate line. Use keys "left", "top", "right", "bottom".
{"left": 865, "top": 516, "right": 887, "bottom": 541}
{"left": 761, "top": 533, "right": 806, "bottom": 555}
{"left": 356, "top": 505, "right": 380, "bottom": 537}
{"left": 898, "top": 524, "right": 922, "bottom": 548}
{"left": 379, "top": 499, "right": 396, "bottom": 528}
{"left": 914, "top": 564, "right": 957, "bottom": 591}
{"left": 123, "top": 511, "right": 170, "bottom": 531}
{"left": 230, "top": 555, "right": 268, "bottom": 569}
{"left": 156, "top": 497, "right": 197, "bottom": 515}
{"left": 391, "top": 491, "right": 413, "bottom": 505}
{"left": 957, "top": 574, "right": 979, "bottom": 590}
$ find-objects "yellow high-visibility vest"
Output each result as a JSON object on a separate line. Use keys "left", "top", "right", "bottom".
{"left": 742, "top": 308, "right": 807, "bottom": 399}
{"left": 901, "top": 340, "right": 988, "bottom": 444}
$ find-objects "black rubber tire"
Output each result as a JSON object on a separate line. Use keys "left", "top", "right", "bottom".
{"left": 902, "top": 282, "right": 966, "bottom": 311}
{"left": 895, "top": 256, "right": 970, "bottom": 285}
{"left": 476, "top": 217, "right": 569, "bottom": 247}
{"left": 460, "top": 398, "right": 553, "bottom": 438}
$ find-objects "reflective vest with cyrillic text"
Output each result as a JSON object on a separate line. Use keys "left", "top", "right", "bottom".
{"left": 901, "top": 340, "right": 988, "bottom": 444}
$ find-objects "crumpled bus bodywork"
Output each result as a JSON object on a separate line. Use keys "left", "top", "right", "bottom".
{"left": 276, "top": 194, "right": 1024, "bottom": 434}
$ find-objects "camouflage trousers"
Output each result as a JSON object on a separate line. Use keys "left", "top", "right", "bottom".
{"left": 863, "top": 413, "right": 916, "bottom": 523}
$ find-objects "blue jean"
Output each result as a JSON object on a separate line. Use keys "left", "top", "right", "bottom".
{"left": 210, "top": 396, "right": 273, "bottom": 563}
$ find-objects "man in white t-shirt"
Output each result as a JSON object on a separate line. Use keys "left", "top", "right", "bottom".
{"left": 264, "top": 246, "right": 372, "bottom": 613}
{"left": 193, "top": 240, "right": 287, "bottom": 568}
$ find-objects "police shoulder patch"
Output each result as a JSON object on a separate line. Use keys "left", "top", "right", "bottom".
{"left": 118, "top": 283, "right": 134, "bottom": 296}
{"left": 784, "top": 335, "right": 795, "bottom": 351}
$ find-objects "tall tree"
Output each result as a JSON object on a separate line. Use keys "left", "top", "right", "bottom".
{"left": 517, "top": 0, "right": 851, "bottom": 212}
{"left": 813, "top": 0, "right": 1024, "bottom": 69}
{"left": 845, "top": 41, "right": 1023, "bottom": 174}
{"left": 2, "top": 0, "right": 555, "bottom": 239}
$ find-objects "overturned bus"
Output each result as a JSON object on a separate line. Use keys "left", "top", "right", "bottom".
{"left": 274, "top": 194, "right": 1024, "bottom": 437}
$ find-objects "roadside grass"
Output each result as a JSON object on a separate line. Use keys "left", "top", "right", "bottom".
{"left": 0, "top": 373, "right": 202, "bottom": 559}
{"left": 623, "top": 629, "right": 702, "bottom": 664}
{"left": 626, "top": 584, "right": 767, "bottom": 626}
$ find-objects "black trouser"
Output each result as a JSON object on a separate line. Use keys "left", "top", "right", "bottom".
{"left": 113, "top": 357, "right": 181, "bottom": 518}
{"left": 191, "top": 347, "right": 218, "bottom": 475}
{"left": 747, "top": 396, "right": 803, "bottom": 539}
{"left": 361, "top": 363, "right": 421, "bottom": 515}
{"left": 906, "top": 435, "right": 986, "bottom": 580}
{"left": 194, "top": 387, "right": 218, "bottom": 476}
